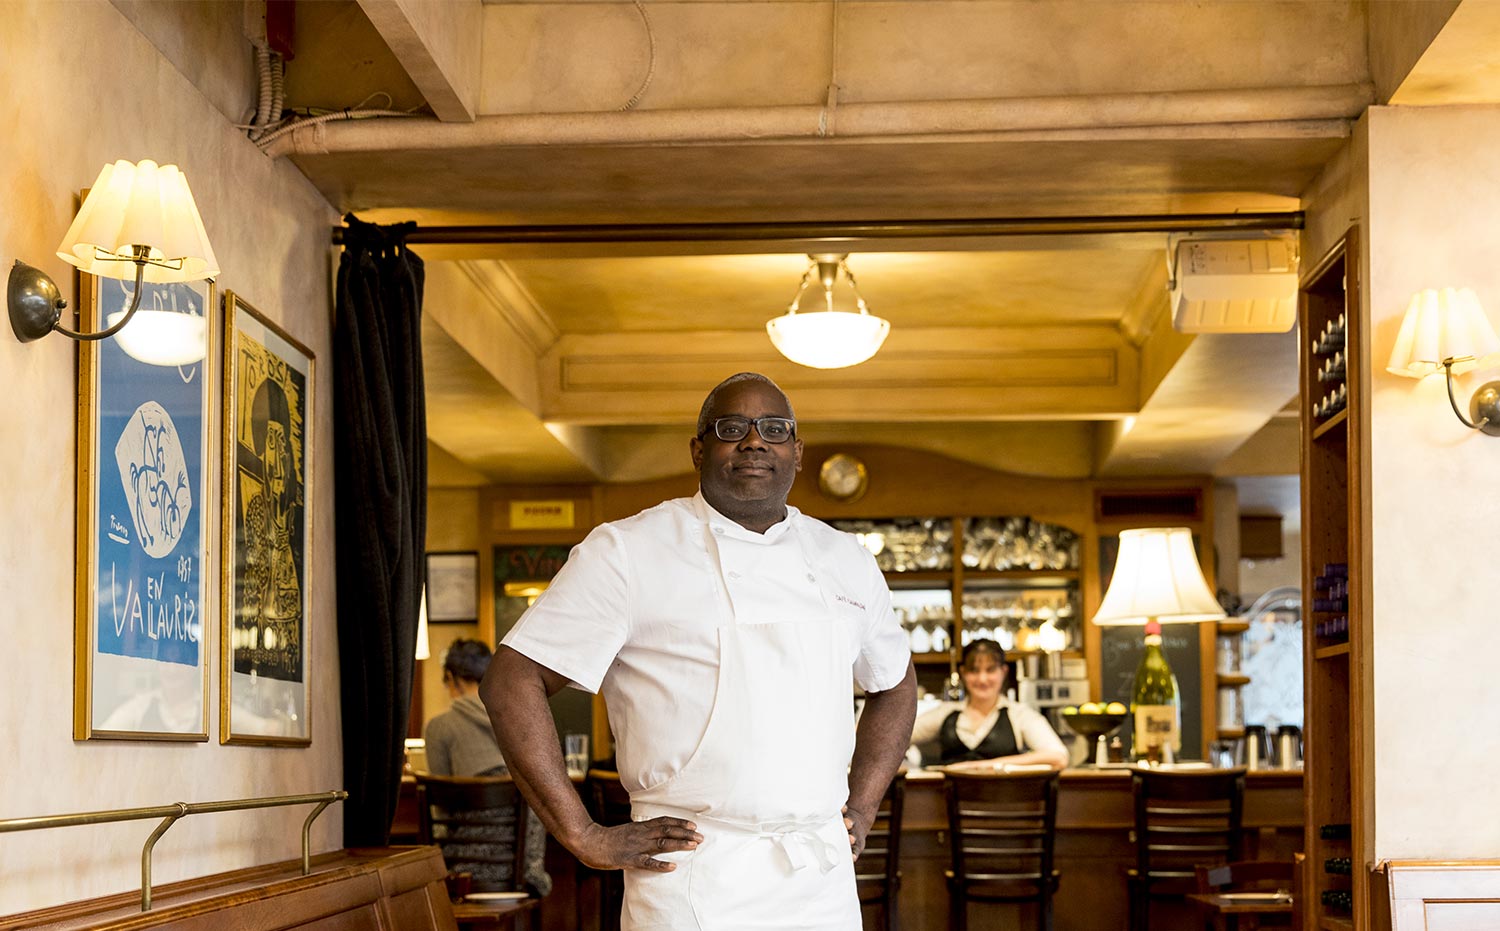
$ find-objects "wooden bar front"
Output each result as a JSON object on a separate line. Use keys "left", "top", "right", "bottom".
{"left": 881, "top": 769, "right": 1304, "bottom": 931}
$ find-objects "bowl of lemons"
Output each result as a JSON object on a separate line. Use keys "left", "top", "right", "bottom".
{"left": 1058, "top": 702, "right": 1129, "bottom": 755}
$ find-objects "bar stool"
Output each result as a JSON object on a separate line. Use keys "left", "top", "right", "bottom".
{"left": 1128, "top": 767, "right": 1246, "bottom": 931}
{"left": 588, "top": 769, "right": 632, "bottom": 931}
{"left": 942, "top": 769, "right": 1061, "bottom": 931}
{"left": 856, "top": 770, "right": 907, "bottom": 931}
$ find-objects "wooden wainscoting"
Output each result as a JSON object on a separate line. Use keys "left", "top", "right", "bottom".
{"left": 1375, "top": 860, "right": 1500, "bottom": 931}
{"left": 0, "top": 847, "right": 454, "bottom": 931}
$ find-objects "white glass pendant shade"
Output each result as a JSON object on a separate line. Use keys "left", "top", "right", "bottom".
{"left": 767, "top": 254, "right": 891, "bottom": 369}
{"left": 1387, "top": 287, "right": 1500, "bottom": 378}
{"left": 107, "top": 309, "right": 207, "bottom": 366}
{"left": 1092, "top": 527, "right": 1225, "bottom": 626}
{"left": 766, "top": 310, "right": 890, "bottom": 369}
{"left": 56, "top": 160, "right": 220, "bottom": 283}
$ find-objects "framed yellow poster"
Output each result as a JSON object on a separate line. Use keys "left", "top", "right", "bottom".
{"left": 220, "top": 291, "right": 314, "bottom": 746}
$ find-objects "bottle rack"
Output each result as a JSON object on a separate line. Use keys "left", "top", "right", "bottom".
{"left": 1300, "top": 228, "right": 1368, "bottom": 931}
{"left": 1312, "top": 312, "right": 1349, "bottom": 423}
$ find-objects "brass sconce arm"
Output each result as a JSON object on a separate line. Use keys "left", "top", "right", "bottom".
{"left": 1442, "top": 358, "right": 1500, "bottom": 436}
{"left": 9, "top": 247, "right": 162, "bottom": 345}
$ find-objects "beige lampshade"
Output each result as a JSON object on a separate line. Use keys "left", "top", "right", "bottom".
{"left": 415, "top": 585, "right": 431, "bottom": 661}
{"left": 56, "top": 159, "right": 219, "bottom": 283}
{"left": 1092, "top": 527, "right": 1226, "bottom": 626}
{"left": 1386, "top": 287, "right": 1500, "bottom": 378}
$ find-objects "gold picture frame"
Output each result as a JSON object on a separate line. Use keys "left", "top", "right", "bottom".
{"left": 220, "top": 291, "right": 315, "bottom": 746}
{"left": 73, "top": 273, "right": 215, "bottom": 741}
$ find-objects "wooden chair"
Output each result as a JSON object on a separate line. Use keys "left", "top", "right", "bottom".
{"left": 588, "top": 769, "right": 633, "bottom": 931}
{"left": 942, "top": 770, "right": 1061, "bottom": 931}
{"left": 1128, "top": 767, "right": 1246, "bottom": 931}
{"left": 856, "top": 770, "right": 907, "bottom": 931}
{"left": 415, "top": 774, "right": 542, "bottom": 931}
{"left": 1192, "top": 860, "right": 1295, "bottom": 931}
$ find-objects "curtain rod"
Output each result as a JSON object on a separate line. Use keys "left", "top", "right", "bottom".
{"left": 330, "top": 212, "right": 1304, "bottom": 246}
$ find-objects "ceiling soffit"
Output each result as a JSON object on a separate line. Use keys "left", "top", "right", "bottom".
{"left": 538, "top": 323, "right": 1137, "bottom": 425}
{"left": 422, "top": 316, "right": 600, "bottom": 482}
{"left": 502, "top": 251, "right": 1163, "bottom": 333}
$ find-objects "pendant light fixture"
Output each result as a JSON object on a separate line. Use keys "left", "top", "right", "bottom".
{"left": 766, "top": 253, "right": 890, "bottom": 369}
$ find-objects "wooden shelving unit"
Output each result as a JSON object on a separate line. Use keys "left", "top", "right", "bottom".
{"left": 1299, "top": 227, "right": 1368, "bottom": 931}
{"left": 867, "top": 515, "right": 1085, "bottom": 670}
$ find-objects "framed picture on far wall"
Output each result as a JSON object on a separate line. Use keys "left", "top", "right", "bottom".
{"left": 74, "top": 273, "right": 214, "bottom": 741}
{"left": 426, "top": 551, "right": 479, "bottom": 623}
{"left": 221, "top": 291, "right": 315, "bottom": 746}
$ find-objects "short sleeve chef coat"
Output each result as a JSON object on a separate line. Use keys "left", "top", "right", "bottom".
{"left": 502, "top": 492, "right": 911, "bottom": 796}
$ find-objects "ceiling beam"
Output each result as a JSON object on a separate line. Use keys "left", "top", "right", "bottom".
{"left": 332, "top": 212, "right": 1304, "bottom": 247}
{"left": 355, "top": 0, "right": 482, "bottom": 121}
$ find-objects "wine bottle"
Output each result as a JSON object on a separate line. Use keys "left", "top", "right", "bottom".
{"left": 1131, "top": 621, "right": 1181, "bottom": 763}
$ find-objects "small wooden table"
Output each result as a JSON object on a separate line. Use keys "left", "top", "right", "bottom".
{"left": 1185, "top": 891, "right": 1294, "bottom": 931}
{"left": 451, "top": 897, "right": 540, "bottom": 931}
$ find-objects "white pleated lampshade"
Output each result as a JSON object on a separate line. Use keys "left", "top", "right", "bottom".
{"left": 1092, "top": 527, "right": 1225, "bottom": 626}
{"left": 56, "top": 160, "right": 219, "bottom": 283}
{"left": 766, "top": 310, "right": 891, "bottom": 369}
{"left": 1386, "top": 287, "right": 1500, "bottom": 378}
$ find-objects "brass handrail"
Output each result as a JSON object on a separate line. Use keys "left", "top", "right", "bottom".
{"left": 0, "top": 790, "right": 347, "bottom": 912}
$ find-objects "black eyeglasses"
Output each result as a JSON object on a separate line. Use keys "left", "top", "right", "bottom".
{"left": 701, "top": 416, "right": 796, "bottom": 444}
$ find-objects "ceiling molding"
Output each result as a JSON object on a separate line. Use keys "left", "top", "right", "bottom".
{"left": 1118, "top": 258, "right": 1171, "bottom": 347}
{"left": 455, "top": 259, "right": 561, "bottom": 354}
{"left": 537, "top": 326, "right": 1139, "bottom": 424}
{"left": 560, "top": 349, "right": 1120, "bottom": 393}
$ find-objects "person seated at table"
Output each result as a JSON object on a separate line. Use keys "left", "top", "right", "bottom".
{"left": 425, "top": 638, "right": 509, "bottom": 778}
{"left": 423, "top": 638, "right": 552, "bottom": 896}
{"left": 910, "top": 640, "right": 1070, "bottom": 771}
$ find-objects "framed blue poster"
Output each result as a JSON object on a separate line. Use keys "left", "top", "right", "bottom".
{"left": 220, "top": 291, "right": 314, "bottom": 746}
{"left": 74, "top": 274, "right": 213, "bottom": 740}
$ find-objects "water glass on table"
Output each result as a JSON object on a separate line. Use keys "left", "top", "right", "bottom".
{"left": 564, "top": 733, "right": 590, "bottom": 776}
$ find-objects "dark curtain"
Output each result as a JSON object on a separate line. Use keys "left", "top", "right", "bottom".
{"left": 333, "top": 215, "right": 427, "bottom": 846}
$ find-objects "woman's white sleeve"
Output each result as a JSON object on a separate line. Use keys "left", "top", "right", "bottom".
{"left": 1012, "top": 703, "right": 1067, "bottom": 755}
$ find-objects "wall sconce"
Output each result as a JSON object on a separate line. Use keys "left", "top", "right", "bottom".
{"left": 8, "top": 159, "right": 218, "bottom": 363}
{"left": 1385, "top": 288, "right": 1500, "bottom": 435}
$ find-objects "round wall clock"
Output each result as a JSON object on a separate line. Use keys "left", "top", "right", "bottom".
{"left": 818, "top": 453, "right": 869, "bottom": 503}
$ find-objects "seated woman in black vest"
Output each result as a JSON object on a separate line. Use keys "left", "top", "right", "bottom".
{"left": 910, "top": 640, "right": 1070, "bottom": 770}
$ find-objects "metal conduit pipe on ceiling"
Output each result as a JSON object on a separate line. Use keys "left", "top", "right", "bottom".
{"left": 273, "top": 83, "right": 1373, "bottom": 157}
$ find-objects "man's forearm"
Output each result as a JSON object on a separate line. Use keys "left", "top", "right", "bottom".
{"left": 479, "top": 647, "right": 595, "bottom": 849}
{"left": 846, "top": 661, "right": 918, "bottom": 818}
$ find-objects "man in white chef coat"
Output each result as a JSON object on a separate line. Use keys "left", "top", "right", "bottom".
{"left": 481, "top": 372, "right": 917, "bottom": 930}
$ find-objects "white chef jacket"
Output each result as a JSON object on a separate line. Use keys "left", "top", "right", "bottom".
{"left": 502, "top": 493, "right": 911, "bottom": 796}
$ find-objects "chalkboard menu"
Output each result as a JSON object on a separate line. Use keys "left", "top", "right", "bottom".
{"left": 1098, "top": 624, "right": 1202, "bottom": 759}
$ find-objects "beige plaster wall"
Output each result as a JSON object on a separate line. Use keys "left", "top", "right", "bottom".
{"left": 0, "top": 0, "right": 340, "bottom": 913}
{"left": 420, "top": 488, "right": 482, "bottom": 721}
{"left": 1362, "top": 105, "right": 1500, "bottom": 860}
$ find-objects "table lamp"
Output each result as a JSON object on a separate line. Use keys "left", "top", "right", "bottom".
{"left": 1092, "top": 527, "right": 1225, "bottom": 762}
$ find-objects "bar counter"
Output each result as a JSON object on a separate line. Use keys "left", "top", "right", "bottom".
{"left": 883, "top": 767, "right": 1303, "bottom": 931}
{"left": 396, "top": 769, "right": 1302, "bottom": 931}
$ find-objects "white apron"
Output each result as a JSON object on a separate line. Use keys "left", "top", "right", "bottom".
{"left": 620, "top": 502, "right": 860, "bottom": 931}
